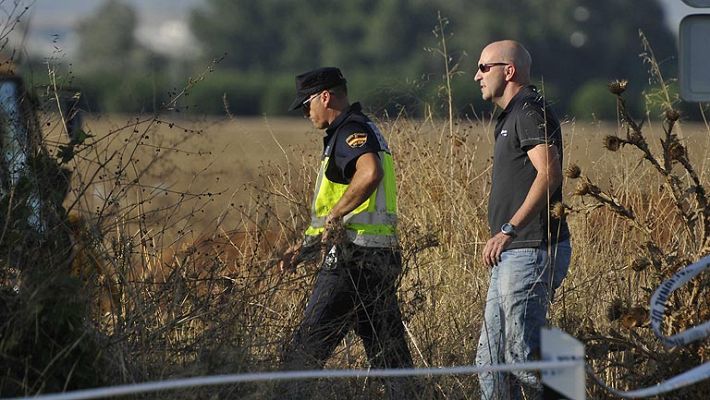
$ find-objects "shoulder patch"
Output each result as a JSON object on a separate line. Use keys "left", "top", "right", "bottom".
{"left": 345, "top": 132, "right": 368, "bottom": 148}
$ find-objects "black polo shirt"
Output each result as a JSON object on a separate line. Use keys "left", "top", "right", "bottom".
{"left": 322, "top": 102, "right": 389, "bottom": 184}
{"left": 488, "top": 85, "right": 570, "bottom": 248}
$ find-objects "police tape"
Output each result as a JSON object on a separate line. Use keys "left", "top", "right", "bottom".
{"left": 0, "top": 361, "right": 581, "bottom": 400}
{"left": 649, "top": 254, "right": 710, "bottom": 347}
{"left": 591, "top": 254, "right": 710, "bottom": 398}
{"left": 4, "top": 259, "right": 708, "bottom": 400}
{"left": 590, "top": 362, "right": 710, "bottom": 398}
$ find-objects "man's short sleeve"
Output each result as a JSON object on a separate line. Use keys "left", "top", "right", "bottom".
{"left": 331, "top": 122, "right": 381, "bottom": 181}
{"left": 516, "top": 101, "right": 561, "bottom": 151}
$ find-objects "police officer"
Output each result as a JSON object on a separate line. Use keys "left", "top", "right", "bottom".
{"left": 278, "top": 67, "right": 414, "bottom": 399}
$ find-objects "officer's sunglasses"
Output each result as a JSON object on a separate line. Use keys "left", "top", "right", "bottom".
{"left": 478, "top": 62, "right": 509, "bottom": 73}
{"left": 302, "top": 91, "right": 322, "bottom": 117}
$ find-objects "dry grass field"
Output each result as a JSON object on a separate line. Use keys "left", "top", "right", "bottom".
{"left": 34, "top": 106, "right": 710, "bottom": 399}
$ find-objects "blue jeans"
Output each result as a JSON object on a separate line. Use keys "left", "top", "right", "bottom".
{"left": 476, "top": 239, "right": 572, "bottom": 400}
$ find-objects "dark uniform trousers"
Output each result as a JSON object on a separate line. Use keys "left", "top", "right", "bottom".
{"left": 279, "top": 242, "right": 415, "bottom": 399}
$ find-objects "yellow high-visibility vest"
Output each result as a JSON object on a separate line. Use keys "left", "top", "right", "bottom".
{"left": 305, "top": 122, "right": 398, "bottom": 248}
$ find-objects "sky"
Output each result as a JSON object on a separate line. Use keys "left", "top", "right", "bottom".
{"left": 19, "top": 0, "right": 202, "bottom": 59}
{"left": 10, "top": 0, "right": 709, "bottom": 61}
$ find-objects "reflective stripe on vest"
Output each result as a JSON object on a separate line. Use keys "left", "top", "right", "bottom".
{"left": 305, "top": 151, "right": 398, "bottom": 248}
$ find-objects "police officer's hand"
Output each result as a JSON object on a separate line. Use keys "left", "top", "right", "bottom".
{"left": 322, "top": 215, "right": 346, "bottom": 247}
{"left": 321, "top": 214, "right": 346, "bottom": 261}
{"left": 482, "top": 232, "right": 513, "bottom": 267}
{"left": 279, "top": 243, "right": 302, "bottom": 273}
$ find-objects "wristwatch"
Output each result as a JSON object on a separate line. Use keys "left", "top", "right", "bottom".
{"left": 501, "top": 222, "right": 517, "bottom": 237}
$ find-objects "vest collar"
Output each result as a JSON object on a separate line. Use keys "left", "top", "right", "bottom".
{"left": 325, "top": 102, "right": 363, "bottom": 137}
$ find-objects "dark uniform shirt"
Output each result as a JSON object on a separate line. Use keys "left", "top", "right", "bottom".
{"left": 323, "top": 102, "right": 389, "bottom": 183}
{"left": 488, "top": 85, "right": 570, "bottom": 249}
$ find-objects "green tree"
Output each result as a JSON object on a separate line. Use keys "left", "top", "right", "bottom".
{"left": 570, "top": 80, "right": 618, "bottom": 120}
{"left": 190, "top": 0, "right": 438, "bottom": 73}
{"left": 190, "top": 0, "right": 287, "bottom": 71}
{"left": 186, "top": 0, "right": 676, "bottom": 117}
{"left": 439, "top": 0, "right": 675, "bottom": 116}
{"left": 76, "top": 0, "right": 139, "bottom": 74}
{"left": 74, "top": 0, "right": 169, "bottom": 113}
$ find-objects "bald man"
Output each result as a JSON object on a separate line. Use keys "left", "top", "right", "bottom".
{"left": 473, "top": 40, "right": 572, "bottom": 399}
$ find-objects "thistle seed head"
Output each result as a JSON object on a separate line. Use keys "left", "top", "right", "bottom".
{"left": 620, "top": 306, "right": 647, "bottom": 330}
{"left": 606, "top": 298, "right": 625, "bottom": 322}
{"left": 665, "top": 109, "right": 680, "bottom": 122}
{"left": 604, "top": 135, "right": 622, "bottom": 152}
{"left": 574, "top": 181, "right": 591, "bottom": 196}
{"left": 564, "top": 164, "right": 582, "bottom": 179}
{"left": 551, "top": 202, "right": 567, "bottom": 219}
{"left": 631, "top": 257, "right": 651, "bottom": 272}
{"left": 608, "top": 79, "right": 628, "bottom": 95}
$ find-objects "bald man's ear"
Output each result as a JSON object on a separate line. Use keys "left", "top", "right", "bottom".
{"left": 504, "top": 64, "right": 516, "bottom": 82}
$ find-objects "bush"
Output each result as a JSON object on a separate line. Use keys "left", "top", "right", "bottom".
{"left": 348, "top": 72, "right": 430, "bottom": 118}
{"left": 0, "top": 150, "right": 108, "bottom": 395}
{"left": 261, "top": 73, "right": 296, "bottom": 116}
{"left": 570, "top": 80, "right": 619, "bottom": 120}
{"left": 0, "top": 273, "right": 108, "bottom": 395}
{"left": 184, "top": 71, "right": 264, "bottom": 116}
{"left": 78, "top": 70, "right": 169, "bottom": 114}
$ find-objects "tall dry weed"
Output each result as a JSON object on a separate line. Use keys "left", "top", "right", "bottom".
{"left": 4, "top": 24, "right": 709, "bottom": 400}
{"left": 558, "top": 71, "right": 709, "bottom": 397}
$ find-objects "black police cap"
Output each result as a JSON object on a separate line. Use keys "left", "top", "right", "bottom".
{"left": 288, "top": 67, "right": 347, "bottom": 111}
